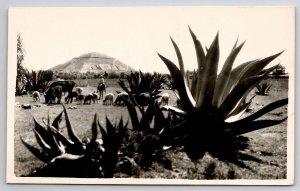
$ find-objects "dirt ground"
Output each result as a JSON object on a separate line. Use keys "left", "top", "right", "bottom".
{"left": 13, "top": 78, "right": 289, "bottom": 179}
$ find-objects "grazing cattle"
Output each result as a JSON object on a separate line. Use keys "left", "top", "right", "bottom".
{"left": 49, "top": 81, "right": 75, "bottom": 96}
{"left": 103, "top": 93, "right": 114, "bottom": 105}
{"left": 84, "top": 94, "right": 94, "bottom": 104}
{"left": 45, "top": 86, "right": 63, "bottom": 104}
{"left": 160, "top": 93, "right": 169, "bottom": 106}
{"left": 97, "top": 83, "right": 106, "bottom": 100}
{"left": 65, "top": 91, "right": 78, "bottom": 104}
{"left": 32, "top": 91, "right": 40, "bottom": 102}
{"left": 114, "top": 91, "right": 129, "bottom": 106}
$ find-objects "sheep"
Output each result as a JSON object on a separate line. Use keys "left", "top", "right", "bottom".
{"left": 32, "top": 91, "right": 40, "bottom": 102}
{"left": 103, "top": 93, "right": 114, "bottom": 105}
{"left": 77, "top": 94, "right": 85, "bottom": 105}
{"left": 160, "top": 93, "right": 169, "bottom": 106}
{"left": 84, "top": 94, "right": 94, "bottom": 104}
{"left": 114, "top": 91, "right": 129, "bottom": 106}
{"left": 76, "top": 87, "right": 83, "bottom": 95}
{"left": 91, "top": 92, "right": 98, "bottom": 104}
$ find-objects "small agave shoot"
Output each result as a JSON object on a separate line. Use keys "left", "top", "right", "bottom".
{"left": 255, "top": 82, "right": 272, "bottom": 96}
{"left": 158, "top": 27, "right": 288, "bottom": 166}
{"left": 20, "top": 105, "right": 127, "bottom": 177}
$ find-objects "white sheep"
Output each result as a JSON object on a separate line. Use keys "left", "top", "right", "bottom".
{"left": 76, "top": 87, "right": 83, "bottom": 95}
{"left": 32, "top": 91, "right": 40, "bottom": 102}
{"left": 114, "top": 91, "right": 129, "bottom": 106}
{"left": 103, "top": 93, "right": 114, "bottom": 105}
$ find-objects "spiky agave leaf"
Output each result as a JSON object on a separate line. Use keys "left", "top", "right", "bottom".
{"left": 195, "top": 32, "right": 219, "bottom": 109}
{"left": 52, "top": 111, "right": 63, "bottom": 130}
{"left": 219, "top": 65, "right": 278, "bottom": 119}
{"left": 62, "top": 105, "right": 83, "bottom": 148}
{"left": 20, "top": 136, "right": 51, "bottom": 163}
{"left": 213, "top": 40, "right": 245, "bottom": 107}
{"left": 158, "top": 53, "right": 195, "bottom": 111}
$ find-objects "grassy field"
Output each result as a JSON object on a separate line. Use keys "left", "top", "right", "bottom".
{"left": 13, "top": 78, "right": 289, "bottom": 179}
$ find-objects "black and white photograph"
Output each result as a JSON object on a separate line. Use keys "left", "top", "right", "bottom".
{"left": 6, "top": 7, "right": 295, "bottom": 184}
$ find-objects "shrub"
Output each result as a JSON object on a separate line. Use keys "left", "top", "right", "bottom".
{"left": 157, "top": 27, "right": 288, "bottom": 165}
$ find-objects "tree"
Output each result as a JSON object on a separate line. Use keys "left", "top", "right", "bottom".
{"left": 16, "top": 33, "right": 27, "bottom": 95}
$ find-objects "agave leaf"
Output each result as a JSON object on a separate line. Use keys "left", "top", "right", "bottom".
{"left": 105, "top": 116, "right": 115, "bottom": 138}
{"left": 170, "top": 37, "right": 185, "bottom": 79}
{"left": 158, "top": 53, "right": 195, "bottom": 111}
{"left": 231, "top": 37, "right": 239, "bottom": 51}
{"left": 213, "top": 41, "right": 245, "bottom": 107}
{"left": 99, "top": 122, "right": 108, "bottom": 144}
{"left": 220, "top": 66, "right": 277, "bottom": 117}
{"left": 124, "top": 98, "right": 140, "bottom": 130}
{"left": 32, "top": 128, "right": 52, "bottom": 152}
{"left": 62, "top": 105, "right": 83, "bottom": 146}
{"left": 189, "top": 26, "right": 205, "bottom": 72}
{"left": 52, "top": 111, "right": 63, "bottom": 130}
{"left": 196, "top": 32, "right": 220, "bottom": 109}
{"left": 161, "top": 105, "right": 187, "bottom": 116}
{"left": 118, "top": 80, "right": 130, "bottom": 94}
{"left": 221, "top": 59, "right": 259, "bottom": 103}
{"left": 160, "top": 120, "right": 189, "bottom": 148}
{"left": 240, "top": 51, "right": 284, "bottom": 80}
{"left": 225, "top": 96, "right": 254, "bottom": 123}
{"left": 91, "top": 113, "right": 98, "bottom": 142}
{"left": 52, "top": 135, "right": 65, "bottom": 154}
{"left": 33, "top": 117, "right": 47, "bottom": 138}
{"left": 51, "top": 153, "right": 84, "bottom": 163}
{"left": 233, "top": 98, "right": 288, "bottom": 124}
{"left": 42, "top": 123, "right": 65, "bottom": 154}
{"left": 228, "top": 118, "right": 287, "bottom": 136}
{"left": 48, "top": 125, "right": 74, "bottom": 146}
{"left": 20, "top": 136, "right": 51, "bottom": 163}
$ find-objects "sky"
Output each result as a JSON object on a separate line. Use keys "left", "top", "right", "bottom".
{"left": 9, "top": 7, "right": 295, "bottom": 74}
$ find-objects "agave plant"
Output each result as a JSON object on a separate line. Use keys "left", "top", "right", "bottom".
{"left": 255, "top": 82, "right": 272, "bottom": 96}
{"left": 157, "top": 27, "right": 288, "bottom": 163}
{"left": 20, "top": 105, "right": 127, "bottom": 177}
{"left": 120, "top": 98, "right": 173, "bottom": 170}
{"left": 118, "top": 71, "right": 167, "bottom": 107}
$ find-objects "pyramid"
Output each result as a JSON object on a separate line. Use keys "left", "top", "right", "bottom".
{"left": 51, "top": 52, "right": 134, "bottom": 74}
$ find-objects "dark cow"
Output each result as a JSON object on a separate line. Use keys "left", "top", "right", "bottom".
{"left": 45, "top": 86, "right": 63, "bottom": 104}
{"left": 65, "top": 91, "right": 78, "bottom": 104}
{"left": 49, "top": 81, "right": 76, "bottom": 96}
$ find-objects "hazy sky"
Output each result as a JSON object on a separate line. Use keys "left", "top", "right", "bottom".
{"left": 9, "top": 7, "right": 294, "bottom": 73}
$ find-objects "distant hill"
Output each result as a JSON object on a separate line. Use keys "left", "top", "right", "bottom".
{"left": 50, "top": 52, "right": 134, "bottom": 74}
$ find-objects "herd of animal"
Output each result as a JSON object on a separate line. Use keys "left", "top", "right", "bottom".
{"left": 27, "top": 80, "right": 170, "bottom": 107}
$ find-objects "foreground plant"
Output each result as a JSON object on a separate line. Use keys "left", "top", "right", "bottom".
{"left": 120, "top": 98, "right": 173, "bottom": 170}
{"left": 255, "top": 82, "right": 272, "bottom": 96}
{"left": 20, "top": 105, "right": 127, "bottom": 177}
{"left": 158, "top": 27, "right": 288, "bottom": 164}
